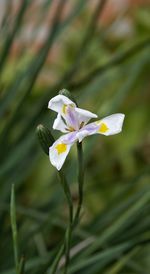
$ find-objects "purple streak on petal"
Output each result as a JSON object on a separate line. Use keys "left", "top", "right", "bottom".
{"left": 76, "top": 123, "right": 99, "bottom": 142}
{"left": 61, "top": 131, "right": 78, "bottom": 144}
{"left": 83, "top": 122, "right": 99, "bottom": 134}
{"left": 66, "top": 106, "right": 79, "bottom": 130}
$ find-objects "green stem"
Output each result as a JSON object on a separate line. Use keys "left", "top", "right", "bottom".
{"left": 64, "top": 142, "right": 84, "bottom": 274}
{"left": 18, "top": 256, "right": 25, "bottom": 274}
{"left": 59, "top": 171, "right": 73, "bottom": 223}
{"left": 50, "top": 242, "right": 65, "bottom": 274}
{"left": 63, "top": 224, "right": 72, "bottom": 274}
{"left": 10, "top": 184, "right": 19, "bottom": 274}
{"left": 74, "top": 142, "right": 84, "bottom": 226}
{"left": 59, "top": 171, "right": 73, "bottom": 274}
{"left": 50, "top": 171, "right": 73, "bottom": 274}
{"left": 50, "top": 143, "right": 84, "bottom": 274}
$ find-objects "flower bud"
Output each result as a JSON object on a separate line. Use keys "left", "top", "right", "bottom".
{"left": 36, "top": 124, "right": 54, "bottom": 155}
{"left": 59, "top": 89, "right": 78, "bottom": 106}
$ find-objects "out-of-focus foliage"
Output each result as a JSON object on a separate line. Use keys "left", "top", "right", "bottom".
{"left": 0, "top": 0, "right": 150, "bottom": 273}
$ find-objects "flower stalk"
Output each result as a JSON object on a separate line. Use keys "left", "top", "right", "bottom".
{"left": 50, "top": 242, "right": 65, "bottom": 274}
{"left": 10, "top": 184, "right": 19, "bottom": 274}
{"left": 64, "top": 141, "right": 84, "bottom": 274}
{"left": 74, "top": 141, "right": 84, "bottom": 226}
{"left": 49, "top": 171, "right": 73, "bottom": 274}
{"left": 59, "top": 170, "right": 73, "bottom": 224}
{"left": 56, "top": 142, "right": 84, "bottom": 274}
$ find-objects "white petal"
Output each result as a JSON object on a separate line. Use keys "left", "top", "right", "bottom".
{"left": 75, "top": 107, "right": 98, "bottom": 126}
{"left": 53, "top": 114, "right": 68, "bottom": 133}
{"left": 96, "top": 113, "right": 125, "bottom": 136}
{"left": 73, "top": 113, "right": 125, "bottom": 143}
{"left": 76, "top": 130, "right": 90, "bottom": 142}
{"left": 49, "top": 132, "right": 78, "bottom": 170}
{"left": 48, "top": 95, "right": 76, "bottom": 113}
{"left": 49, "top": 139, "right": 72, "bottom": 170}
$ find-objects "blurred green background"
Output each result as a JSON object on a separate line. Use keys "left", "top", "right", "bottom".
{"left": 0, "top": 0, "right": 150, "bottom": 273}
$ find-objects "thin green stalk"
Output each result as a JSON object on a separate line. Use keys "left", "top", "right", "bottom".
{"left": 50, "top": 242, "right": 65, "bottom": 274}
{"left": 50, "top": 142, "right": 84, "bottom": 274}
{"left": 50, "top": 171, "right": 73, "bottom": 274}
{"left": 74, "top": 142, "right": 84, "bottom": 226}
{"left": 50, "top": 226, "right": 73, "bottom": 274}
{"left": 59, "top": 171, "right": 73, "bottom": 223}
{"left": 63, "top": 142, "right": 84, "bottom": 274}
{"left": 10, "top": 184, "right": 19, "bottom": 274}
{"left": 18, "top": 256, "right": 25, "bottom": 274}
{"left": 63, "top": 225, "right": 72, "bottom": 274}
{"left": 58, "top": 171, "right": 73, "bottom": 274}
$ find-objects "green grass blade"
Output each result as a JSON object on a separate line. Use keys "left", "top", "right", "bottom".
{"left": 10, "top": 184, "right": 19, "bottom": 274}
{"left": 104, "top": 247, "right": 140, "bottom": 274}
{"left": 69, "top": 37, "right": 150, "bottom": 90}
{"left": 0, "top": 0, "right": 30, "bottom": 73}
{"left": 81, "top": 190, "right": 150, "bottom": 257}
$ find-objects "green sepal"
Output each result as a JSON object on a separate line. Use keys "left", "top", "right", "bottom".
{"left": 36, "top": 124, "right": 55, "bottom": 156}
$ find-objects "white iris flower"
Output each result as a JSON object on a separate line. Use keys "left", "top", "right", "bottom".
{"left": 48, "top": 95, "right": 125, "bottom": 170}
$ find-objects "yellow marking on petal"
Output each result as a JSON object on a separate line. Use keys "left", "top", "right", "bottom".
{"left": 99, "top": 123, "right": 108, "bottom": 133}
{"left": 55, "top": 143, "right": 67, "bottom": 154}
{"left": 62, "top": 104, "right": 67, "bottom": 114}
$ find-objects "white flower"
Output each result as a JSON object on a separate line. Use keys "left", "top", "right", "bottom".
{"left": 48, "top": 94, "right": 125, "bottom": 170}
